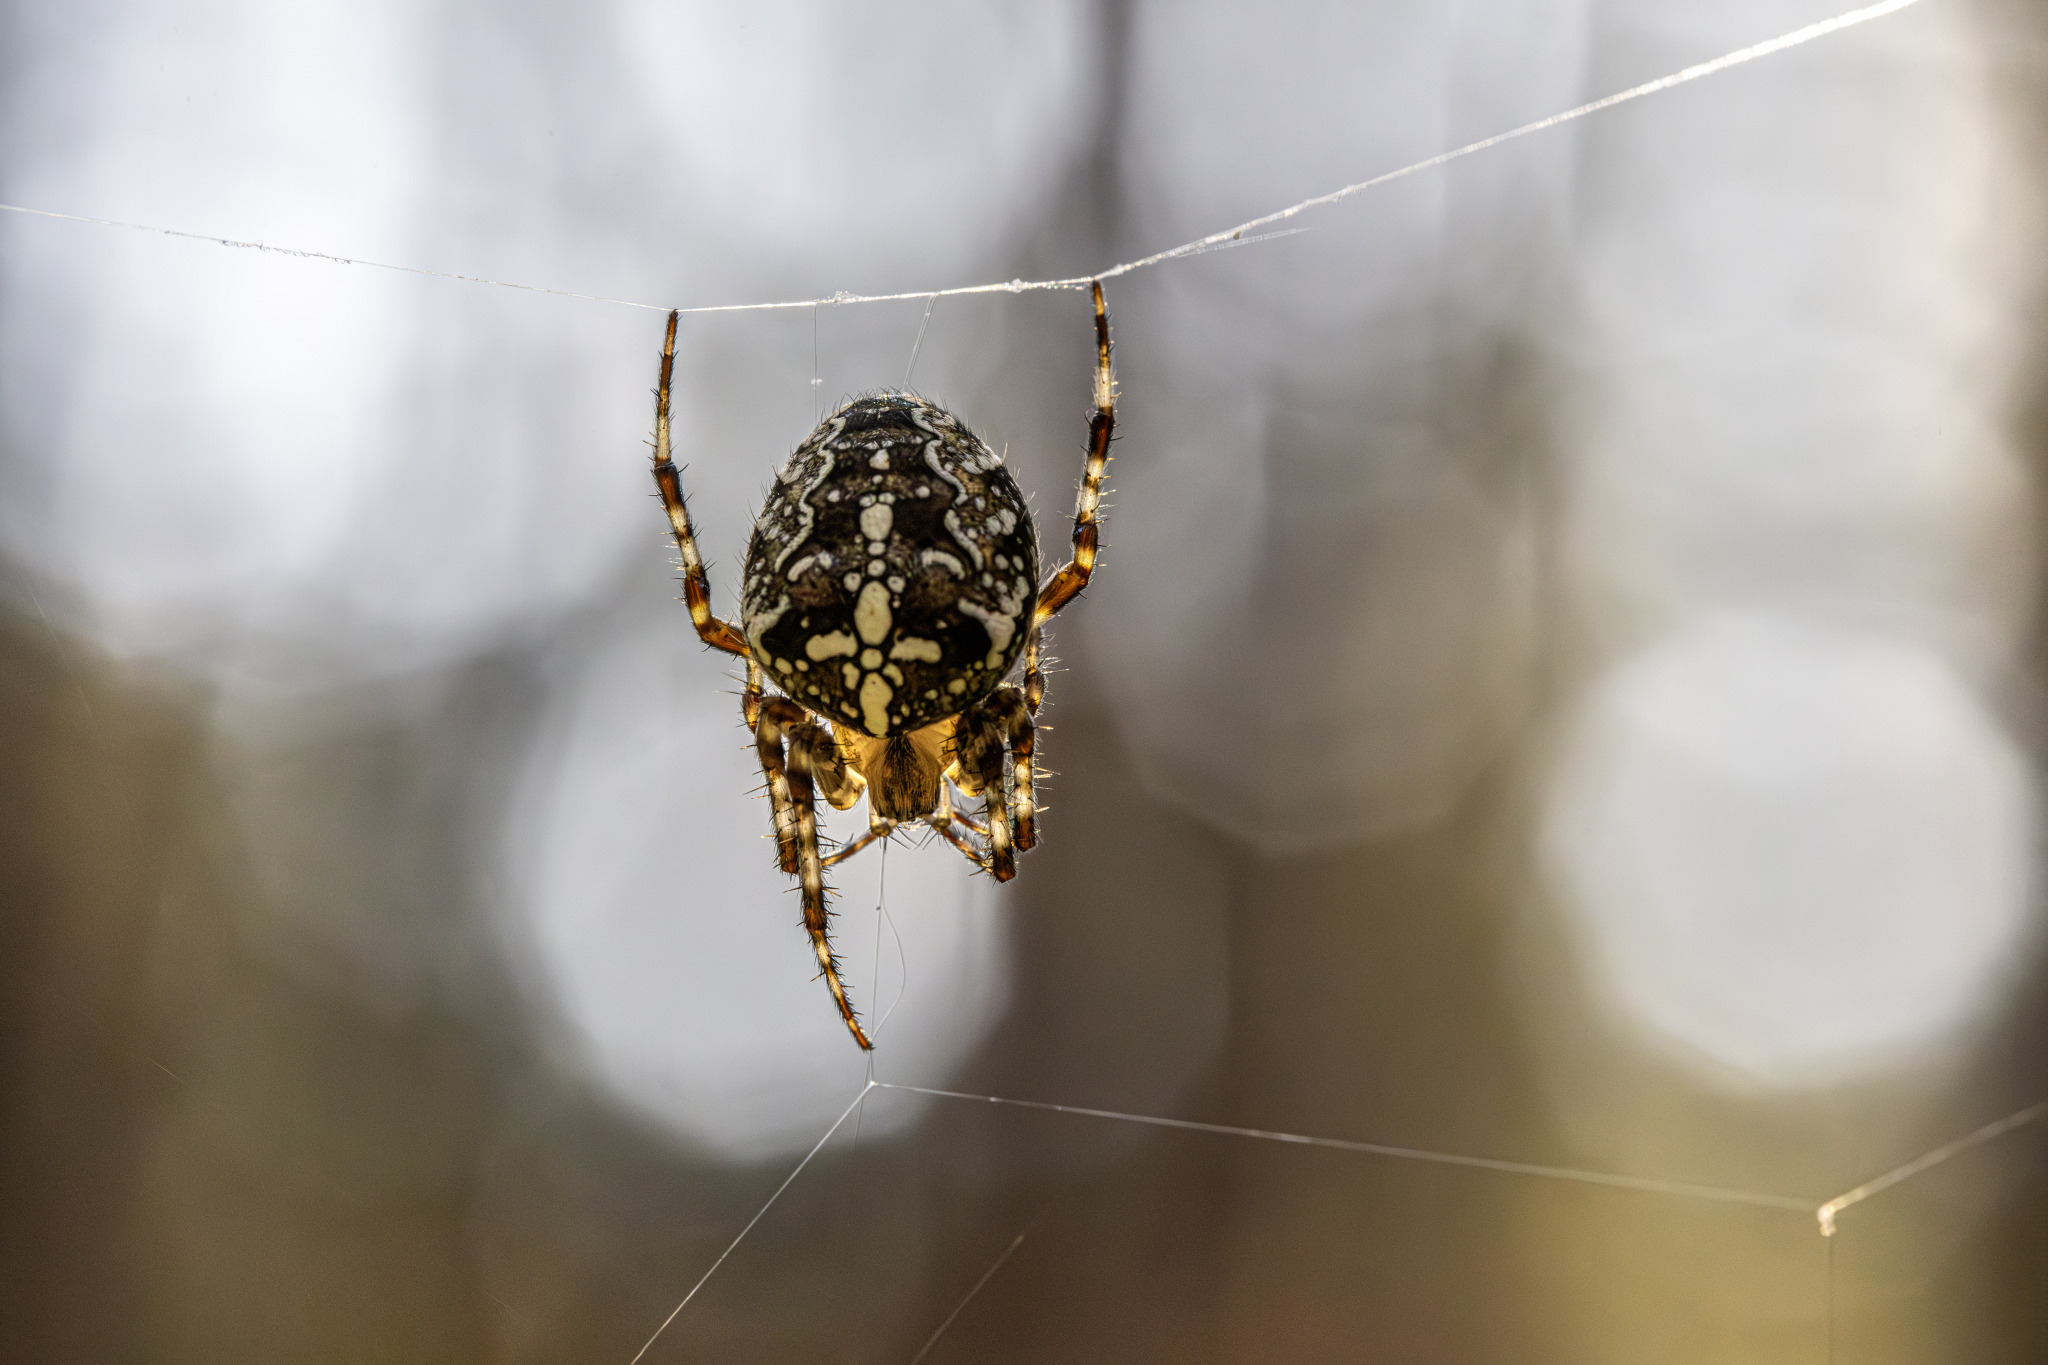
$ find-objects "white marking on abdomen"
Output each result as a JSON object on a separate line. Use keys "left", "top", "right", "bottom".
{"left": 913, "top": 412, "right": 984, "bottom": 569}
{"left": 957, "top": 578, "right": 1029, "bottom": 669}
{"left": 956, "top": 599, "right": 1014, "bottom": 668}
{"left": 855, "top": 581, "right": 892, "bottom": 645}
{"left": 805, "top": 631, "right": 857, "bottom": 660}
{"left": 745, "top": 593, "right": 792, "bottom": 660}
{"left": 943, "top": 508, "right": 984, "bottom": 570}
{"left": 859, "top": 674, "right": 893, "bottom": 735}
{"left": 771, "top": 420, "right": 844, "bottom": 574}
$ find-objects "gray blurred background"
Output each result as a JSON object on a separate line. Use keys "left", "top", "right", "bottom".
{"left": 3, "top": 0, "right": 2046, "bottom": 1361}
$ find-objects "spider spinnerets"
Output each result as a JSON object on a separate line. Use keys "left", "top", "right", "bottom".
{"left": 648, "top": 283, "right": 1115, "bottom": 1049}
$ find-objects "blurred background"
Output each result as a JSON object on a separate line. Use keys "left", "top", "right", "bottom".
{"left": 3, "top": 0, "right": 2046, "bottom": 1360}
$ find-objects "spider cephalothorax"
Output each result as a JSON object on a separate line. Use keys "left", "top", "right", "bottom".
{"left": 648, "top": 285, "right": 1114, "bottom": 1048}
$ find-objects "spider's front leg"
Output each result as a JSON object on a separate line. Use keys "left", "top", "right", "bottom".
{"left": 754, "top": 698, "right": 872, "bottom": 1049}
{"left": 1033, "top": 281, "right": 1115, "bottom": 629}
{"left": 651, "top": 309, "right": 749, "bottom": 657}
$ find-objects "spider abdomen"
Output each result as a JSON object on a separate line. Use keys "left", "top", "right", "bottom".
{"left": 740, "top": 395, "right": 1040, "bottom": 737}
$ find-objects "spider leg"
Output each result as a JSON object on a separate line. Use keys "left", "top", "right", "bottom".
{"left": 822, "top": 823, "right": 890, "bottom": 869}
{"left": 985, "top": 685, "right": 1037, "bottom": 851}
{"left": 742, "top": 655, "right": 765, "bottom": 733}
{"left": 754, "top": 697, "right": 805, "bottom": 874}
{"left": 1022, "top": 624, "right": 1045, "bottom": 715}
{"left": 1033, "top": 280, "right": 1114, "bottom": 629}
{"left": 931, "top": 771, "right": 986, "bottom": 836}
{"left": 651, "top": 310, "right": 750, "bottom": 657}
{"left": 811, "top": 726, "right": 866, "bottom": 811}
{"left": 926, "top": 814, "right": 985, "bottom": 865}
{"left": 923, "top": 774, "right": 993, "bottom": 869}
{"left": 763, "top": 704, "right": 872, "bottom": 1050}
{"left": 954, "top": 705, "right": 1017, "bottom": 880}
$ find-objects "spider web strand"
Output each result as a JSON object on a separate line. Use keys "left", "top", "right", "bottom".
{"left": 1815, "top": 1098, "right": 2048, "bottom": 1236}
{"left": 0, "top": 202, "right": 670, "bottom": 311}
{"left": 907, "top": 1224, "right": 1034, "bottom": 1365}
{"left": 1092, "top": 0, "right": 1925, "bottom": 282}
{"left": 626, "top": 1082, "right": 873, "bottom": 1365}
{"left": 872, "top": 1083, "right": 1813, "bottom": 1213}
{"left": 0, "top": 0, "right": 1923, "bottom": 319}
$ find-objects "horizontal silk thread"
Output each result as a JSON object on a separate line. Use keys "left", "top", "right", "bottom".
{"left": 1, "top": 0, "right": 1924, "bottom": 322}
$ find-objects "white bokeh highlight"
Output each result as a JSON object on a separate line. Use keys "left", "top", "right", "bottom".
{"left": 1543, "top": 613, "right": 2035, "bottom": 1085}
{"left": 1539, "top": 2, "right": 2040, "bottom": 1088}
{"left": 0, "top": 1, "right": 427, "bottom": 653}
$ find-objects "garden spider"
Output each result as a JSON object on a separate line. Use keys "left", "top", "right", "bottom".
{"left": 649, "top": 283, "right": 1115, "bottom": 1049}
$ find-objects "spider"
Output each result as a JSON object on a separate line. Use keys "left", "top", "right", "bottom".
{"left": 648, "top": 283, "right": 1115, "bottom": 1049}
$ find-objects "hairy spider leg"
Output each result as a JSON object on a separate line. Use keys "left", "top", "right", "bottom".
{"left": 927, "top": 814, "right": 984, "bottom": 864}
{"left": 821, "top": 823, "right": 890, "bottom": 869}
{"left": 953, "top": 703, "right": 1019, "bottom": 880}
{"left": 1021, "top": 625, "right": 1046, "bottom": 715}
{"left": 741, "top": 653, "right": 803, "bottom": 870}
{"left": 956, "top": 686, "right": 1034, "bottom": 867}
{"left": 742, "top": 654, "right": 765, "bottom": 733}
{"left": 1033, "top": 280, "right": 1115, "bottom": 628}
{"left": 753, "top": 693, "right": 804, "bottom": 875}
{"left": 756, "top": 698, "right": 872, "bottom": 1049}
{"left": 807, "top": 725, "right": 866, "bottom": 812}
{"left": 985, "top": 686, "right": 1037, "bottom": 851}
{"left": 652, "top": 309, "right": 749, "bottom": 656}
{"left": 925, "top": 785, "right": 990, "bottom": 871}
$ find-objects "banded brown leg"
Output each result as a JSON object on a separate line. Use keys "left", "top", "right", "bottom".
{"left": 756, "top": 700, "right": 870, "bottom": 1049}
{"left": 650, "top": 309, "right": 749, "bottom": 656}
{"left": 1033, "top": 281, "right": 1114, "bottom": 628}
{"left": 985, "top": 686, "right": 1036, "bottom": 852}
